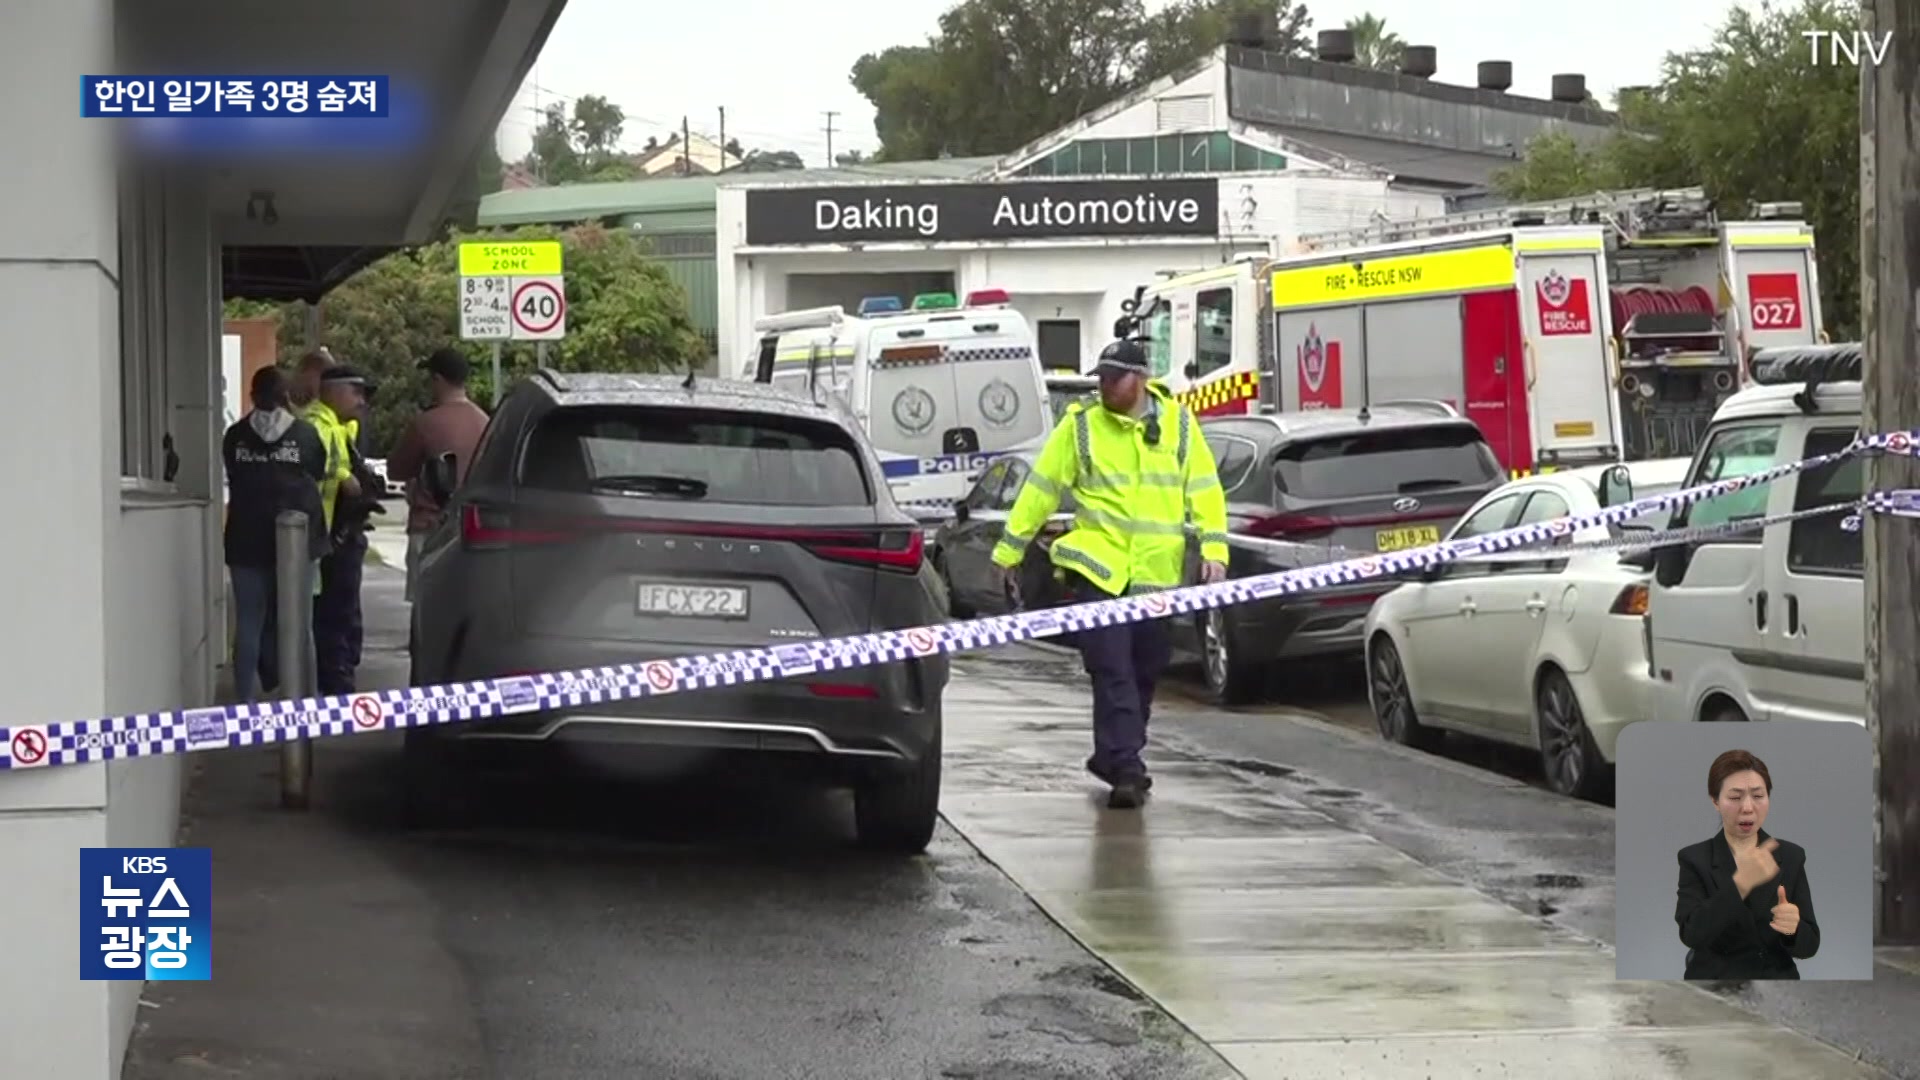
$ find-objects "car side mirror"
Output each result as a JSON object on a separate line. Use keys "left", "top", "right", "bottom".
{"left": 1599, "top": 464, "right": 1634, "bottom": 507}
{"left": 1651, "top": 543, "right": 1692, "bottom": 587}
{"left": 424, "top": 451, "right": 457, "bottom": 506}
{"left": 1183, "top": 361, "right": 1201, "bottom": 379}
{"left": 954, "top": 502, "right": 971, "bottom": 524}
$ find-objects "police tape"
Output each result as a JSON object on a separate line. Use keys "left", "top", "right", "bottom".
{"left": 2, "top": 431, "right": 1916, "bottom": 771}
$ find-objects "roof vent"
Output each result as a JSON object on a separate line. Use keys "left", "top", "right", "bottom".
{"left": 1400, "top": 45, "right": 1437, "bottom": 78}
{"left": 1477, "top": 60, "right": 1513, "bottom": 92}
{"left": 1228, "top": 11, "right": 1276, "bottom": 48}
{"left": 1551, "top": 73, "right": 1588, "bottom": 103}
{"left": 1317, "top": 29, "right": 1356, "bottom": 63}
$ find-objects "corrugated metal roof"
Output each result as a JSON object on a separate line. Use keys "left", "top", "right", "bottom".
{"left": 1257, "top": 127, "right": 1517, "bottom": 188}
{"left": 720, "top": 157, "right": 1001, "bottom": 188}
{"left": 478, "top": 176, "right": 722, "bottom": 225}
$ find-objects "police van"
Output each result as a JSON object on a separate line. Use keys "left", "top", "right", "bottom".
{"left": 1632, "top": 343, "right": 1864, "bottom": 725}
{"left": 749, "top": 289, "right": 1052, "bottom": 515}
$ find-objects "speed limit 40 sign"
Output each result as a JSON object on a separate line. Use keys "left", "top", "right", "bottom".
{"left": 511, "top": 276, "right": 566, "bottom": 340}
{"left": 458, "top": 241, "right": 565, "bottom": 342}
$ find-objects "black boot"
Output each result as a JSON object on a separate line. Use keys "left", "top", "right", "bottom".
{"left": 1107, "top": 778, "right": 1147, "bottom": 810}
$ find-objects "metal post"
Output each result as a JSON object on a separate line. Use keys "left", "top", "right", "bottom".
{"left": 275, "top": 510, "right": 314, "bottom": 810}
{"left": 490, "top": 341, "right": 503, "bottom": 407}
{"left": 1863, "top": 0, "right": 1920, "bottom": 944}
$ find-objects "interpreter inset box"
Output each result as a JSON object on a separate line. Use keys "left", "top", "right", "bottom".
{"left": 1613, "top": 720, "right": 1872, "bottom": 981}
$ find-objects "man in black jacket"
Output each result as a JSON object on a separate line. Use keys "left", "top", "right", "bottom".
{"left": 223, "top": 367, "right": 331, "bottom": 701}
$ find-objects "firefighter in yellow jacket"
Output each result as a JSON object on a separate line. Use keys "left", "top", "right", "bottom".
{"left": 991, "top": 338, "right": 1230, "bottom": 808}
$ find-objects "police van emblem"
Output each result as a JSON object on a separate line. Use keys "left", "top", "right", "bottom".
{"left": 1299, "top": 324, "right": 1327, "bottom": 392}
{"left": 892, "top": 387, "right": 936, "bottom": 435}
{"left": 978, "top": 379, "right": 1020, "bottom": 428}
{"left": 1538, "top": 269, "right": 1572, "bottom": 307}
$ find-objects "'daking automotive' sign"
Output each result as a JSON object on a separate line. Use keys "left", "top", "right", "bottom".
{"left": 742, "top": 179, "right": 1220, "bottom": 246}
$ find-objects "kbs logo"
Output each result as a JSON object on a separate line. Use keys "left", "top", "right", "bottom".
{"left": 1296, "top": 324, "right": 1343, "bottom": 410}
{"left": 1535, "top": 270, "right": 1593, "bottom": 336}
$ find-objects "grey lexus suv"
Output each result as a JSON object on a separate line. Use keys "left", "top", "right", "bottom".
{"left": 406, "top": 371, "right": 949, "bottom": 853}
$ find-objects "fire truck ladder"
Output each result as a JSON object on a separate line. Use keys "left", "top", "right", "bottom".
{"left": 1293, "top": 186, "right": 1718, "bottom": 251}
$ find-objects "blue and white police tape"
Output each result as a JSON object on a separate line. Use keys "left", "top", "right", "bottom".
{"left": 2, "top": 430, "right": 1917, "bottom": 770}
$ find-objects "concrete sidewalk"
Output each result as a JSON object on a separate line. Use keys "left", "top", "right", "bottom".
{"left": 938, "top": 657, "right": 1895, "bottom": 1080}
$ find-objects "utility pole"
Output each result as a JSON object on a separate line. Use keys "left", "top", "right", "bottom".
{"left": 1861, "top": 0, "right": 1920, "bottom": 945}
{"left": 823, "top": 110, "right": 839, "bottom": 165}
{"left": 718, "top": 106, "right": 727, "bottom": 172}
{"left": 682, "top": 115, "right": 692, "bottom": 175}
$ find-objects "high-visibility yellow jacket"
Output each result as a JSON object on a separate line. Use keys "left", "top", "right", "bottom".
{"left": 991, "top": 383, "right": 1230, "bottom": 596}
{"left": 303, "top": 401, "right": 356, "bottom": 531}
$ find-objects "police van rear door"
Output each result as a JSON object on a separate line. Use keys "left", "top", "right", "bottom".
{"left": 865, "top": 327, "right": 966, "bottom": 509}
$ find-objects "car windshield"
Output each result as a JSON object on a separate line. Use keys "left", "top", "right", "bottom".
{"left": 518, "top": 405, "right": 872, "bottom": 506}
{"left": 1273, "top": 425, "right": 1502, "bottom": 499}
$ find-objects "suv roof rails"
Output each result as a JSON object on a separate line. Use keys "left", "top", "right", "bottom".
{"left": 1748, "top": 343, "right": 1861, "bottom": 414}
{"left": 532, "top": 368, "right": 569, "bottom": 393}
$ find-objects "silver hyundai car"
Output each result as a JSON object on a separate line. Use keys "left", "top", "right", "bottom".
{"left": 406, "top": 371, "right": 949, "bottom": 853}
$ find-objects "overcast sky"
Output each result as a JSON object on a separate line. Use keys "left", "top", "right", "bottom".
{"left": 494, "top": 0, "right": 1757, "bottom": 167}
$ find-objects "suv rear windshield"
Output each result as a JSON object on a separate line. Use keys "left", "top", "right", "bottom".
{"left": 1274, "top": 425, "right": 1502, "bottom": 499}
{"left": 519, "top": 405, "right": 872, "bottom": 506}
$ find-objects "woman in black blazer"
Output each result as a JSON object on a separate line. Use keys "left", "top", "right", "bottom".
{"left": 1674, "top": 748, "right": 1819, "bottom": 979}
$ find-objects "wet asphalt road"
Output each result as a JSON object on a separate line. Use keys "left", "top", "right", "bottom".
{"left": 125, "top": 567, "right": 1234, "bottom": 1080}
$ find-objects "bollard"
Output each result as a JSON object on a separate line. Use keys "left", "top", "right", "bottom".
{"left": 275, "top": 510, "right": 314, "bottom": 810}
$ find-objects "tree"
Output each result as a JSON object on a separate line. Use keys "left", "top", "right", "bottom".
{"left": 835, "top": 149, "right": 868, "bottom": 166}
{"left": 1493, "top": 0, "right": 1860, "bottom": 335}
{"left": 1343, "top": 13, "right": 1402, "bottom": 70}
{"left": 521, "top": 94, "right": 640, "bottom": 184}
{"left": 851, "top": 0, "right": 1314, "bottom": 161}
{"left": 222, "top": 223, "right": 707, "bottom": 454}
{"left": 1139, "top": 1, "right": 1311, "bottom": 85}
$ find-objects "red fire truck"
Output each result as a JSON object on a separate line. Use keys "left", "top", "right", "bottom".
{"left": 1129, "top": 187, "right": 1825, "bottom": 474}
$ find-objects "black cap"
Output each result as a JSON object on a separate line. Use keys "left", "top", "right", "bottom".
{"left": 320, "top": 364, "right": 377, "bottom": 392}
{"left": 419, "top": 347, "right": 470, "bottom": 385}
{"left": 1093, "top": 338, "right": 1150, "bottom": 377}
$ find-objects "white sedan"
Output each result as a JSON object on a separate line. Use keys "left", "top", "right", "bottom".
{"left": 1361, "top": 457, "right": 1690, "bottom": 802}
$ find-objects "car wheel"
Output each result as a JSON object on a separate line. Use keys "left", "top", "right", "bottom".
{"left": 1367, "top": 634, "right": 1441, "bottom": 750}
{"left": 1536, "top": 667, "right": 1611, "bottom": 802}
{"left": 934, "top": 552, "right": 974, "bottom": 619}
{"left": 401, "top": 729, "right": 460, "bottom": 828}
{"left": 1703, "top": 700, "right": 1750, "bottom": 723}
{"left": 1199, "top": 608, "right": 1262, "bottom": 705}
{"left": 853, "top": 718, "right": 941, "bottom": 855}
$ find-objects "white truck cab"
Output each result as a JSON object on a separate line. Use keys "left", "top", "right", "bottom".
{"left": 749, "top": 289, "right": 1053, "bottom": 513}
{"left": 1638, "top": 344, "right": 1865, "bottom": 725}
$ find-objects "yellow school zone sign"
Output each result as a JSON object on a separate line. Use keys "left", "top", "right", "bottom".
{"left": 458, "top": 240, "right": 563, "bottom": 276}
{"left": 1271, "top": 243, "right": 1516, "bottom": 309}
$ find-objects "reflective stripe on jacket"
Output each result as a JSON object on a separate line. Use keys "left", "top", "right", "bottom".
{"left": 990, "top": 383, "right": 1229, "bottom": 596}
{"left": 302, "top": 401, "right": 355, "bottom": 531}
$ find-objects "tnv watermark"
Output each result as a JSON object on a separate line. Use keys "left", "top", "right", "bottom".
{"left": 1803, "top": 30, "right": 1892, "bottom": 66}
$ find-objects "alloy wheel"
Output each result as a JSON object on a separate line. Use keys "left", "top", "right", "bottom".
{"left": 1539, "top": 675, "right": 1585, "bottom": 795}
{"left": 1202, "top": 609, "right": 1230, "bottom": 691}
{"left": 1369, "top": 639, "right": 1412, "bottom": 741}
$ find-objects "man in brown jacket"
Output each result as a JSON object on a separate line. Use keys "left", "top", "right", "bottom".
{"left": 387, "top": 348, "right": 491, "bottom": 602}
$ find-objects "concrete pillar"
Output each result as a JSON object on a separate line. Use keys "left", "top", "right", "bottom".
{"left": 0, "top": 0, "right": 122, "bottom": 1076}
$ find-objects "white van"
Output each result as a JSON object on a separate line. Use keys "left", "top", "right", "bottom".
{"left": 749, "top": 290, "right": 1053, "bottom": 512}
{"left": 1637, "top": 344, "right": 1865, "bottom": 724}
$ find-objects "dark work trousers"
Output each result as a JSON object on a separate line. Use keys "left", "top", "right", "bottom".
{"left": 314, "top": 531, "right": 367, "bottom": 696}
{"left": 1068, "top": 573, "right": 1172, "bottom": 782}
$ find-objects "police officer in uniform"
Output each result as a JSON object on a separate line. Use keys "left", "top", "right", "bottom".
{"left": 992, "top": 337, "right": 1230, "bottom": 808}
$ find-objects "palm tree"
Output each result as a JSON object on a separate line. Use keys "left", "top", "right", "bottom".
{"left": 1344, "top": 13, "right": 1405, "bottom": 71}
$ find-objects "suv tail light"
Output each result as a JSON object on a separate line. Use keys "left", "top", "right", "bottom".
{"left": 806, "top": 680, "right": 879, "bottom": 699}
{"left": 462, "top": 508, "right": 925, "bottom": 571}
{"left": 461, "top": 504, "right": 573, "bottom": 548}
{"left": 1246, "top": 512, "right": 1337, "bottom": 540}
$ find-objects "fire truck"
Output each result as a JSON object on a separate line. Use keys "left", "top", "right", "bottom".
{"left": 1128, "top": 187, "right": 1824, "bottom": 474}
